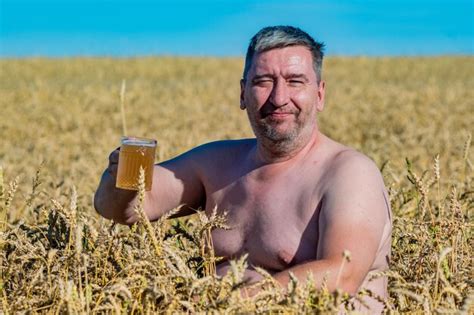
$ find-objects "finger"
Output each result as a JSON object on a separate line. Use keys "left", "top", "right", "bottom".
{"left": 108, "top": 147, "right": 121, "bottom": 164}
{"left": 108, "top": 163, "right": 118, "bottom": 178}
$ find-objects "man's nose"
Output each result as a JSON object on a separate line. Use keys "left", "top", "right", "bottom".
{"left": 269, "top": 80, "right": 289, "bottom": 107}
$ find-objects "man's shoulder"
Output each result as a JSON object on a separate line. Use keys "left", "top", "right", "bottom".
{"left": 324, "top": 144, "right": 384, "bottom": 189}
{"left": 321, "top": 143, "right": 390, "bottom": 225}
{"left": 185, "top": 138, "right": 255, "bottom": 166}
{"left": 192, "top": 138, "right": 255, "bottom": 155}
{"left": 332, "top": 147, "right": 378, "bottom": 171}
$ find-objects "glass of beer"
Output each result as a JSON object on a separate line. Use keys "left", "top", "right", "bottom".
{"left": 116, "top": 136, "right": 157, "bottom": 191}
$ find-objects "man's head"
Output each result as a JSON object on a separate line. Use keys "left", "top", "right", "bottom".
{"left": 240, "top": 26, "right": 326, "bottom": 154}
{"left": 243, "top": 26, "right": 325, "bottom": 83}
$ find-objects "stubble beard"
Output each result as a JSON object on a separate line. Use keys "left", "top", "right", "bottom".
{"left": 248, "top": 112, "right": 314, "bottom": 156}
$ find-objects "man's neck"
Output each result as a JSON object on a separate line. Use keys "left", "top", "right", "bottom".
{"left": 254, "top": 127, "right": 322, "bottom": 165}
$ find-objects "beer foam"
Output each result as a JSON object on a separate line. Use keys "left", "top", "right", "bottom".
{"left": 122, "top": 138, "right": 156, "bottom": 147}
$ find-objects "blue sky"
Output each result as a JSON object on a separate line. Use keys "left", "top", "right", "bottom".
{"left": 0, "top": 0, "right": 473, "bottom": 57}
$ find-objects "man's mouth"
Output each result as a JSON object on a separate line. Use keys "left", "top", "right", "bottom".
{"left": 271, "top": 112, "right": 291, "bottom": 116}
{"left": 264, "top": 112, "right": 294, "bottom": 119}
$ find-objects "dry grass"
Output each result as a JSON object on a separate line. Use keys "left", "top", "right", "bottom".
{"left": 0, "top": 56, "right": 473, "bottom": 313}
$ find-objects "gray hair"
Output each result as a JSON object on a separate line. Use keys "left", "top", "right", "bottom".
{"left": 243, "top": 26, "right": 325, "bottom": 83}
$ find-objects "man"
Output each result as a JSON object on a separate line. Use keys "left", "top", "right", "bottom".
{"left": 95, "top": 26, "right": 392, "bottom": 312}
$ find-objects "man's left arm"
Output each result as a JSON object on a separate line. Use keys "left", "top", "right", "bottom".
{"left": 272, "top": 153, "right": 389, "bottom": 295}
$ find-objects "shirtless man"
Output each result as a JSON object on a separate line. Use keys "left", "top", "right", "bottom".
{"left": 95, "top": 26, "right": 392, "bottom": 313}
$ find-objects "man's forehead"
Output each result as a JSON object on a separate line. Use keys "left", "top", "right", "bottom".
{"left": 249, "top": 46, "right": 315, "bottom": 76}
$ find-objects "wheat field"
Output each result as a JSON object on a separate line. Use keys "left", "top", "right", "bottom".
{"left": 0, "top": 56, "right": 473, "bottom": 313}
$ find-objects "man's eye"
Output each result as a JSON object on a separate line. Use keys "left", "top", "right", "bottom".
{"left": 289, "top": 80, "right": 304, "bottom": 86}
{"left": 254, "top": 80, "right": 273, "bottom": 86}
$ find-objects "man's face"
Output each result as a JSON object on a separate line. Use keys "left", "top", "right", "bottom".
{"left": 241, "top": 46, "right": 325, "bottom": 145}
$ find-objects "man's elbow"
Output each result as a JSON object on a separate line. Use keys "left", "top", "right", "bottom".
{"left": 338, "top": 279, "right": 360, "bottom": 296}
{"left": 335, "top": 269, "right": 365, "bottom": 296}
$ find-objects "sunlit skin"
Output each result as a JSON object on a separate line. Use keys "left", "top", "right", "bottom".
{"left": 95, "top": 46, "right": 392, "bottom": 313}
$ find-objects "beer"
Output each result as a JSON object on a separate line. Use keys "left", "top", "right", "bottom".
{"left": 116, "top": 137, "right": 156, "bottom": 191}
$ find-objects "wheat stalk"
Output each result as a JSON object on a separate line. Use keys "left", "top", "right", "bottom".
{"left": 120, "top": 79, "right": 128, "bottom": 136}
{"left": 0, "top": 166, "right": 5, "bottom": 232}
{"left": 133, "top": 166, "right": 162, "bottom": 258}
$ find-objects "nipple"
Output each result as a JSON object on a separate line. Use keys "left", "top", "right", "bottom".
{"left": 278, "top": 249, "right": 294, "bottom": 266}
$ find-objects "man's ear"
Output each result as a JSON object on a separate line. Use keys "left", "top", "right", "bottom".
{"left": 316, "top": 80, "right": 326, "bottom": 112}
{"left": 240, "top": 79, "right": 246, "bottom": 110}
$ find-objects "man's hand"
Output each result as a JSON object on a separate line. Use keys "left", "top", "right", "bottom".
{"left": 106, "top": 147, "right": 121, "bottom": 179}
{"left": 94, "top": 147, "right": 138, "bottom": 224}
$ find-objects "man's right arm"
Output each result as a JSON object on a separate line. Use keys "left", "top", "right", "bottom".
{"left": 94, "top": 146, "right": 206, "bottom": 225}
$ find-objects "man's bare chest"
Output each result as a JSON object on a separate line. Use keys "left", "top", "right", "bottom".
{"left": 206, "top": 172, "right": 323, "bottom": 271}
